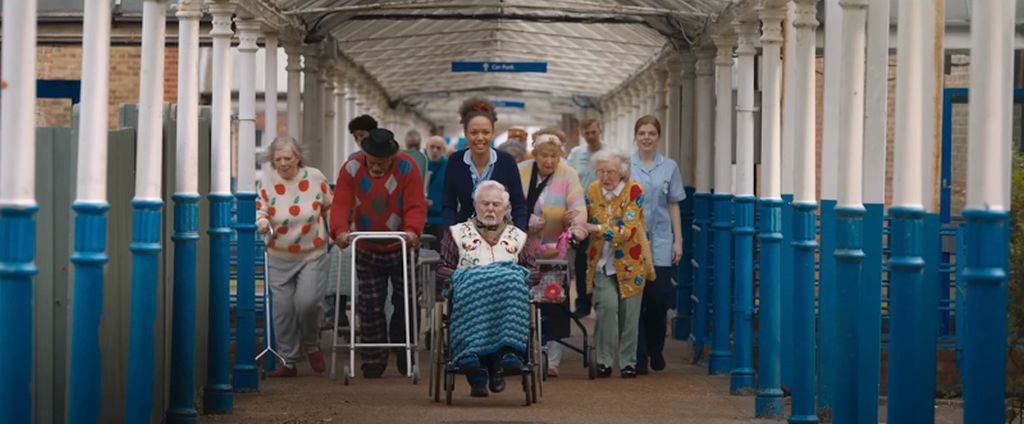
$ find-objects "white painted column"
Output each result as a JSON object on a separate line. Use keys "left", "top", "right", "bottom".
{"left": 630, "top": 86, "right": 642, "bottom": 137}
{"left": 694, "top": 47, "right": 716, "bottom": 194}
{"left": 837, "top": 0, "right": 868, "bottom": 204}
{"left": 209, "top": 3, "right": 233, "bottom": 197}
{"left": 284, "top": 41, "right": 302, "bottom": 140}
{"left": 616, "top": 95, "right": 628, "bottom": 146}
{"left": 323, "top": 67, "right": 337, "bottom": 176}
{"left": 712, "top": 31, "right": 736, "bottom": 196}
{"left": 344, "top": 77, "right": 358, "bottom": 154}
{"left": 76, "top": 0, "right": 112, "bottom": 203}
{"left": 781, "top": 2, "right": 797, "bottom": 197}
{"left": 333, "top": 70, "right": 346, "bottom": 166}
{"left": 734, "top": 20, "right": 757, "bottom": 198}
{"left": 237, "top": 19, "right": 259, "bottom": 194}
{"left": 821, "top": 0, "right": 840, "bottom": 204}
{"left": 760, "top": 5, "right": 785, "bottom": 200}
{"left": 892, "top": 0, "right": 929, "bottom": 208}
{"left": 263, "top": 30, "right": 279, "bottom": 149}
{"left": 863, "top": 0, "right": 890, "bottom": 206}
{"left": 0, "top": 0, "right": 37, "bottom": 205}
{"left": 653, "top": 67, "right": 668, "bottom": 128}
{"left": 665, "top": 55, "right": 684, "bottom": 162}
{"left": 176, "top": 1, "right": 201, "bottom": 197}
{"left": 792, "top": 1, "right": 818, "bottom": 204}
{"left": 678, "top": 52, "right": 696, "bottom": 187}
{"left": 968, "top": 0, "right": 1014, "bottom": 210}
{"left": 131, "top": 1, "right": 167, "bottom": 201}
{"left": 302, "top": 43, "right": 323, "bottom": 169}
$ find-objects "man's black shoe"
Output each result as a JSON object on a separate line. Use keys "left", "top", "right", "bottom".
{"left": 621, "top": 366, "right": 637, "bottom": 379}
{"left": 488, "top": 371, "right": 506, "bottom": 393}
{"left": 362, "top": 363, "right": 385, "bottom": 379}
{"left": 650, "top": 352, "right": 666, "bottom": 371}
{"left": 636, "top": 359, "right": 649, "bottom": 375}
{"left": 596, "top": 364, "right": 612, "bottom": 378}
{"left": 470, "top": 380, "right": 489, "bottom": 397}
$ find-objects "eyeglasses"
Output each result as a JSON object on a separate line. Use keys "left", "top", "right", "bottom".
{"left": 594, "top": 169, "right": 619, "bottom": 177}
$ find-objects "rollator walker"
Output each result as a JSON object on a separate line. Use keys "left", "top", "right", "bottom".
{"left": 329, "top": 231, "right": 420, "bottom": 385}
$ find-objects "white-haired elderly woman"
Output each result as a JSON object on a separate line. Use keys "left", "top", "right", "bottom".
{"left": 571, "top": 148, "right": 655, "bottom": 379}
{"left": 437, "top": 180, "right": 540, "bottom": 398}
{"left": 256, "top": 136, "right": 333, "bottom": 377}
{"left": 517, "top": 128, "right": 588, "bottom": 377}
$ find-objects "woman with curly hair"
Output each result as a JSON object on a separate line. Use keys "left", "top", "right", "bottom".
{"left": 442, "top": 98, "right": 529, "bottom": 231}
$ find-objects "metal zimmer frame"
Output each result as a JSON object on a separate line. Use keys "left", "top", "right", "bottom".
{"left": 329, "top": 232, "right": 419, "bottom": 385}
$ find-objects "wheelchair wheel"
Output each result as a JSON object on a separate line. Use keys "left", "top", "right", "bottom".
{"left": 343, "top": 365, "right": 351, "bottom": 385}
{"left": 444, "top": 368, "right": 454, "bottom": 405}
{"left": 522, "top": 373, "right": 532, "bottom": 406}
{"left": 587, "top": 346, "right": 597, "bottom": 380}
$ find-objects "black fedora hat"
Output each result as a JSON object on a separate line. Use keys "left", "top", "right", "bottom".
{"left": 361, "top": 128, "right": 399, "bottom": 157}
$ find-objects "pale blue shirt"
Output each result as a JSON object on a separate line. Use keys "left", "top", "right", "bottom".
{"left": 463, "top": 148, "right": 498, "bottom": 191}
{"left": 566, "top": 143, "right": 603, "bottom": 192}
{"left": 631, "top": 152, "right": 686, "bottom": 267}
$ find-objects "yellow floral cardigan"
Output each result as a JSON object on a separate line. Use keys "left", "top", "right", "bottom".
{"left": 584, "top": 179, "right": 656, "bottom": 299}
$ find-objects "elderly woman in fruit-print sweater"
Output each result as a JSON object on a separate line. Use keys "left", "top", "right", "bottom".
{"left": 255, "top": 136, "right": 334, "bottom": 377}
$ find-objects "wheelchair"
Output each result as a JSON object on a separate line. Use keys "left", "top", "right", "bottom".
{"left": 427, "top": 271, "right": 543, "bottom": 406}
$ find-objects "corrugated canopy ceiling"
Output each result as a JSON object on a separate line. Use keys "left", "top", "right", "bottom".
{"left": 268, "top": 0, "right": 735, "bottom": 128}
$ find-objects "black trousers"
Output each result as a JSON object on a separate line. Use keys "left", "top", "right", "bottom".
{"left": 573, "top": 238, "right": 591, "bottom": 312}
{"left": 637, "top": 266, "right": 677, "bottom": 364}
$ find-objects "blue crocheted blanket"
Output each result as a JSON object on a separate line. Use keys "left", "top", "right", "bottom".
{"left": 449, "top": 261, "right": 530, "bottom": 365}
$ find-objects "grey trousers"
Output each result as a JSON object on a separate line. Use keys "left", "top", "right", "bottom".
{"left": 593, "top": 270, "right": 642, "bottom": 370}
{"left": 267, "top": 253, "right": 328, "bottom": 364}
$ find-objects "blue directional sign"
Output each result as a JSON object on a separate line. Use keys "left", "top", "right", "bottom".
{"left": 451, "top": 61, "right": 548, "bottom": 73}
{"left": 492, "top": 100, "right": 526, "bottom": 109}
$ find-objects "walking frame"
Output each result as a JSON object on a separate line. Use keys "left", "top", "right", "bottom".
{"left": 329, "top": 231, "right": 419, "bottom": 385}
{"left": 256, "top": 227, "right": 288, "bottom": 377}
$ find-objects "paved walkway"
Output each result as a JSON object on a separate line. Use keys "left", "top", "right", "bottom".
{"left": 209, "top": 316, "right": 964, "bottom": 424}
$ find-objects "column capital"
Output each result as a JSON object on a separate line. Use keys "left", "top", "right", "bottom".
{"left": 207, "top": 1, "right": 235, "bottom": 39}
{"left": 176, "top": 0, "right": 203, "bottom": 20}
{"left": 695, "top": 45, "right": 716, "bottom": 76}
{"left": 711, "top": 31, "right": 736, "bottom": 66}
{"left": 838, "top": 0, "right": 868, "bottom": 9}
{"left": 235, "top": 18, "right": 260, "bottom": 53}
{"left": 652, "top": 67, "right": 667, "bottom": 90}
{"left": 757, "top": 1, "right": 787, "bottom": 45}
{"left": 734, "top": 18, "right": 760, "bottom": 56}
{"left": 302, "top": 43, "right": 322, "bottom": 73}
{"left": 792, "top": 0, "right": 820, "bottom": 29}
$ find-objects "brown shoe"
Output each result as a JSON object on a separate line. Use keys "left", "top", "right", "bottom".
{"left": 267, "top": 364, "right": 297, "bottom": 378}
{"left": 308, "top": 350, "right": 326, "bottom": 374}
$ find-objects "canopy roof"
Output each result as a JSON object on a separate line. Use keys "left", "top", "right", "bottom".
{"left": 262, "top": 0, "right": 736, "bottom": 128}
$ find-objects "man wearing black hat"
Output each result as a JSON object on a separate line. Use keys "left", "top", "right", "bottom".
{"left": 330, "top": 128, "right": 427, "bottom": 378}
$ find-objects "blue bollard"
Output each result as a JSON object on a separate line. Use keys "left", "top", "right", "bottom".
{"left": 233, "top": 193, "right": 260, "bottom": 390}
{"left": 68, "top": 203, "right": 111, "bottom": 423}
{"left": 204, "top": 193, "right": 235, "bottom": 412}
{"left": 817, "top": 198, "right": 837, "bottom": 418}
{"left": 125, "top": 200, "right": 163, "bottom": 423}
{"left": 709, "top": 193, "right": 734, "bottom": 375}
{"left": 165, "top": 195, "right": 200, "bottom": 424}
{"left": 674, "top": 186, "right": 696, "bottom": 340}
{"left": 789, "top": 201, "right": 819, "bottom": 424}
{"left": 780, "top": 194, "right": 794, "bottom": 390}
{"left": 887, "top": 207, "right": 937, "bottom": 422}
{"left": 859, "top": 203, "right": 884, "bottom": 418}
{"left": 833, "top": 205, "right": 866, "bottom": 423}
{"left": 961, "top": 209, "right": 1009, "bottom": 424}
{"left": 0, "top": 205, "right": 39, "bottom": 424}
{"left": 692, "top": 192, "right": 712, "bottom": 362}
{"left": 755, "top": 198, "right": 785, "bottom": 418}
{"left": 730, "top": 195, "right": 756, "bottom": 393}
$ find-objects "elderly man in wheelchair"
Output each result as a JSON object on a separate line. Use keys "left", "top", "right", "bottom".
{"left": 435, "top": 180, "right": 540, "bottom": 398}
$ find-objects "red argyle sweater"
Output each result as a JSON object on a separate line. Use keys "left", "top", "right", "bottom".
{"left": 330, "top": 152, "right": 427, "bottom": 251}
